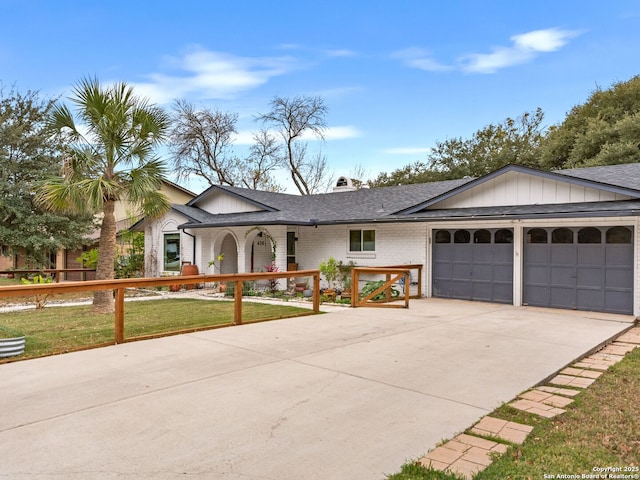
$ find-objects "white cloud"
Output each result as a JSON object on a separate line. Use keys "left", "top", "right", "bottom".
{"left": 232, "top": 130, "right": 257, "bottom": 145}
{"left": 324, "top": 49, "right": 357, "bottom": 58}
{"left": 131, "top": 46, "right": 296, "bottom": 104}
{"left": 323, "top": 125, "right": 361, "bottom": 140}
{"left": 392, "top": 47, "right": 453, "bottom": 72}
{"left": 383, "top": 147, "right": 430, "bottom": 155}
{"left": 461, "top": 28, "right": 581, "bottom": 74}
{"left": 395, "top": 29, "right": 581, "bottom": 75}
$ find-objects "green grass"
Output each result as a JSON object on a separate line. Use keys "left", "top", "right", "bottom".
{"left": 388, "top": 347, "right": 640, "bottom": 479}
{"left": 0, "top": 298, "right": 315, "bottom": 361}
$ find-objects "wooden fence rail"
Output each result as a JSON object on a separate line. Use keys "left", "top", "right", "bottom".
{"left": 0, "top": 269, "right": 97, "bottom": 282}
{"left": 0, "top": 270, "right": 321, "bottom": 343}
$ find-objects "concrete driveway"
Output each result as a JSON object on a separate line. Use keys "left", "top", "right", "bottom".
{"left": 0, "top": 299, "right": 632, "bottom": 480}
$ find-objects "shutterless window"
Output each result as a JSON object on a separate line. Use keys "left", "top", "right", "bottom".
{"left": 163, "top": 233, "right": 181, "bottom": 271}
{"left": 349, "top": 229, "right": 375, "bottom": 252}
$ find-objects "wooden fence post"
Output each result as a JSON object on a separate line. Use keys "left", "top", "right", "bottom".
{"left": 313, "top": 272, "right": 320, "bottom": 313}
{"left": 351, "top": 269, "right": 359, "bottom": 307}
{"left": 234, "top": 281, "right": 243, "bottom": 325}
{"left": 115, "top": 288, "right": 125, "bottom": 343}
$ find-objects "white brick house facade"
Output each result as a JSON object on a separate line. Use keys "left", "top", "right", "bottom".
{"left": 138, "top": 164, "right": 640, "bottom": 317}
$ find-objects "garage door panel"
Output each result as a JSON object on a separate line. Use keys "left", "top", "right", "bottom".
{"left": 524, "top": 226, "right": 633, "bottom": 315}
{"left": 451, "top": 280, "right": 472, "bottom": 299}
{"left": 526, "top": 285, "right": 550, "bottom": 305}
{"left": 492, "top": 283, "right": 513, "bottom": 303}
{"left": 452, "top": 263, "right": 471, "bottom": 278}
{"left": 432, "top": 229, "right": 513, "bottom": 304}
{"left": 551, "top": 246, "right": 575, "bottom": 264}
{"left": 472, "top": 264, "right": 493, "bottom": 278}
{"left": 471, "top": 282, "right": 492, "bottom": 301}
{"left": 525, "top": 265, "right": 548, "bottom": 284}
{"left": 433, "top": 262, "right": 452, "bottom": 278}
{"left": 550, "top": 287, "right": 576, "bottom": 309}
{"left": 526, "top": 245, "right": 549, "bottom": 264}
{"left": 577, "top": 289, "right": 604, "bottom": 310}
{"left": 577, "top": 266, "right": 606, "bottom": 287}
{"left": 432, "top": 279, "right": 452, "bottom": 297}
{"left": 550, "top": 266, "right": 576, "bottom": 284}
{"left": 453, "top": 245, "right": 473, "bottom": 262}
{"left": 605, "top": 291, "right": 633, "bottom": 314}
{"left": 606, "top": 247, "right": 633, "bottom": 266}
{"left": 493, "top": 264, "right": 512, "bottom": 282}
{"left": 606, "top": 268, "right": 633, "bottom": 288}
{"left": 494, "top": 245, "right": 514, "bottom": 262}
{"left": 577, "top": 246, "right": 604, "bottom": 266}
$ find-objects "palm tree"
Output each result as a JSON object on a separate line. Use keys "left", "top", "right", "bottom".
{"left": 37, "top": 77, "right": 171, "bottom": 313}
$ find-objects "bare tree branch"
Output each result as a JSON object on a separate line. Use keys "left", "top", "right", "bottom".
{"left": 170, "top": 99, "right": 239, "bottom": 186}
{"left": 256, "top": 95, "right": 330, "bottom": 194}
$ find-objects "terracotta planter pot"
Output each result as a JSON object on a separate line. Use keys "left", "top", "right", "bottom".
{"left": 181, "top": 264, "right": 200, "bottom": 289}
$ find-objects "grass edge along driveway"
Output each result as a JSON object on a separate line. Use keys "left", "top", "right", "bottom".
{"left": 387, "top": 345, "right": 640, "bottom": 479}
{"left": 0, "top": 298, "right": 316, "bottom": 361}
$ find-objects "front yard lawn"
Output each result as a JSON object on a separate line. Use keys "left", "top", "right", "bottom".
{"left": 1, "top": 298, "right": 315, "bottom": 361}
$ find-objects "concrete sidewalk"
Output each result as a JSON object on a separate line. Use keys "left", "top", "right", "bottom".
{"left": 0, "top": 299, "right": 632, "bottom": 479}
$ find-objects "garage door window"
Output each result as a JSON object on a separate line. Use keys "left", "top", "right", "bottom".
{"left": 435, "top": 230, "right": 451, "bottom": 243}
{"left": 474, "top": 229, "right": 491, "bottom": 243}
{"left": 495, "top": 229, "right": 513, "bottom": 244}
{"left": 552, "top": 228, "right": 573, "bottom": 244}
{"left": 454, "top": 230, "right": 470, "bottom": 243}
{"left": 606, "top": 227, "right": 632, "bottom": 244}
{"left": 578, "top": 227, "right": 601, "bottom": 244}
{"left": 527, "top": 228, "right": 547, "bottom": 244}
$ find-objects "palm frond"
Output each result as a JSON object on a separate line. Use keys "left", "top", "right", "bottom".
{"left": 139, "top": 189, "right": 171, "bottom": 219}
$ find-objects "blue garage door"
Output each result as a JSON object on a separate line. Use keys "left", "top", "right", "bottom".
{"left": 432, "top": 228, "right": 514, "bottom": 304}
{"left": 523, "top": 226, "right": 633, "bottom": 314}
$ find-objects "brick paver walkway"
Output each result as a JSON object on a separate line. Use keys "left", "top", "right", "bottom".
{"left": 416, "top": 326, "right": 639, "bottom": 479}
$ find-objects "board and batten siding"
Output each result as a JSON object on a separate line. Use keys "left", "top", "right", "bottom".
{"left": 432, "top": 171, "right": 631, "bottom": 209}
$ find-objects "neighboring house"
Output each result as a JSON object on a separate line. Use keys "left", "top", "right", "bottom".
{"left": 1, "top": 180, "right": 195, "bottom": 279}
{"left": 138, "top": 164, "right": 640, "bottom": 317}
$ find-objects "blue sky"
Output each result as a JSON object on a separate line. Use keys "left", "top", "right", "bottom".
{"left": 2, "top": 0, "right": 639, "bottom": 193}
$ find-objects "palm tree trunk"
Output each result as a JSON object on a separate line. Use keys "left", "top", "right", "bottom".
{"left": 93, "top": 199, "right": 117, "bottom": 313}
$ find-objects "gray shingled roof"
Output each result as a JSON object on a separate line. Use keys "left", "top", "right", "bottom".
{"left": 178, "top": 178, "right": 472, "bottom": 228}
{"left": 173, "top": 163, "right": 640, "bottom": 229}
{"left": 557, "top": 163, "right": 640, "bottom": 191}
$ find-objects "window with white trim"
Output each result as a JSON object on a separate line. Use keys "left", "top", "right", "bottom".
{"left": 163, "top": 233, "right": 181, "bottom": 271}
{"left": 349, "top": 229, "right": 375, "bottom": 252}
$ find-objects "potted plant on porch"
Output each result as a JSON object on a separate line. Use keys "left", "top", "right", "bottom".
{"left": 319, "top": 256, "right": 339, "bottom": 300}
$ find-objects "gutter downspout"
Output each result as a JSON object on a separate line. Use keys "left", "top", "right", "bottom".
{"left": 182, "top": 229, "right": 196, "bottom": 265}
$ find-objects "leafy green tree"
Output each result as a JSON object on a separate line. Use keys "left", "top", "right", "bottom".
{"left": 0, "top": 86, "right": 93, "bottom": 267}
{"left": 540, "top": 76, "right": 640, "bottom": 170}
{"left": 37, "top": 78, "right": 171, "bottom": 313}
{"left": 372, "top": 109, "right": 546, "bottom": 187}
{"left": 369, "top": 161, "right": 448, "bottom": 187}
{"left": 427, "top": 108, "right": 546, "bottom": 179}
